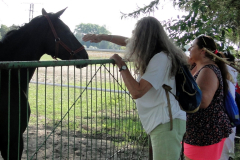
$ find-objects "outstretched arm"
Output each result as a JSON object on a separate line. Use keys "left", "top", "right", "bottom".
{"left": 82, "top": 34, "right": 128, "bottom": 46}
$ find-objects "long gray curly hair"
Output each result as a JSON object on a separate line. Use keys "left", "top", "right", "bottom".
{"left": 124, "top": 16, "right": 188, "bottom": 76}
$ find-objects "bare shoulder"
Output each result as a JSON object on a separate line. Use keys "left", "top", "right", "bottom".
{"left": 198, "top": 67, "right": 217, "bottom": 79}
{"left": 196, "top": 67, "right": 219, "bottom": 90}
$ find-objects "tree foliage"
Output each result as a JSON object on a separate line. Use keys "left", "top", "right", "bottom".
{"left": 121, "top": 0, "right": 240, "bottom": 55}
{"left": 0, "top": 24, "right": 10, "bottom": 38}
{"left": 74, "top": 23, "right": 121, "bottom": 49}
{"left": 0, "top": 23, "right": 121, "bottom": 50}
{"left": 0, "top": 24, "right": 19, "bottom": 40}
{"left": 168, "top": 0, "right": 240, "bottom": 52}
{"left": 121, "top": 0, "right": 160, "bottom": 19}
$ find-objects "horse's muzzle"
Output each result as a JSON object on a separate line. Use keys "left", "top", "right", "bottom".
{"left": 76, "top": 64, "right": 88, "bottom": 69}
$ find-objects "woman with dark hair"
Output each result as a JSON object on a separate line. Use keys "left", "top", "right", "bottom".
{"left": 184, "top": 35, "right": 233, "bottom": 160}
{"left": 224, "top": 51, "right": 236, "bottom": 62}
{"left": 83, "top": 16, "right": 188, "bottom": 160}
{"left": 220, "top": 51, "right": 238, "bottom": 160}
{"left": 224, "top": 51, "right": 238, "bottom": 91}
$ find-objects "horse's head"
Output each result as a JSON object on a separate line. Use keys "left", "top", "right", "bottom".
{"left": 41, "top": 8, "right": 89, "bottom": 68}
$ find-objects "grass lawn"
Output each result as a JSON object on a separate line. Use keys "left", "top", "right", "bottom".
{"left": 29, "top": 54, "right": 146, "bottom": 146}
{"left": 40, "top": 54, "right": 53, "bottom": 61}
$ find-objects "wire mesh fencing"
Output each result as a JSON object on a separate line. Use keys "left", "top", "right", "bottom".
{"left": 0, "top": 60, "right": 149, "bottom": 160}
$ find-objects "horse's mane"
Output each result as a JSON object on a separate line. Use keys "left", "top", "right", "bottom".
{"left": 1, "top": 15, "right": 50, "bottom": 46}
{"left": 0, "top": 12, "right": 72, "bottom": 61}
{"left": 1, "top": 29, "right": 19, "bottom": 43}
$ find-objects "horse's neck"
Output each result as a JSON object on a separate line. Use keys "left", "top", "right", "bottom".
{"left": 0, "top": 31, "right": 45, "bottom": 61}
{"left": 1, "top": 44, "right": 43, "bottom": 62}
{"left": 0, "top": 67, "right": 36, "bottom": 94}
{"left": 0, "top": 34, "right": 43, "bottom": 93}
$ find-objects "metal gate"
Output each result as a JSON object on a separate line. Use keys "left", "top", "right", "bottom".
{"left": 0, "top": 59, "right": 149, "bottom": 160}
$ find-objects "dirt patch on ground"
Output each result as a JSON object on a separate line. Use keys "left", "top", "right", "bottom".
{"left": 0, "top": 124, "right": 148, "bottom": 160}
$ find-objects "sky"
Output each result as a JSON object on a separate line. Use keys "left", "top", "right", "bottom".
{"left": 0, "top": 0, "right": 186, "bottom": 37}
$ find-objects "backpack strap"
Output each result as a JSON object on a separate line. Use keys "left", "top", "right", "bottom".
{"left": 162, "top": 84, "right": 173, "bottom": 131}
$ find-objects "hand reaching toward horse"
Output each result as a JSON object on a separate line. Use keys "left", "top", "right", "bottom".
{"left": 83, "top": 34, "right": 128, "bottom": 46}
{"left": 82, "top": 34, "right": 103, "bottom": 43}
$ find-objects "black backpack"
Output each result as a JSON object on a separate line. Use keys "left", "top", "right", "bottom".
{"left": 163, "top": 63, "right": 202, "bottom": 130}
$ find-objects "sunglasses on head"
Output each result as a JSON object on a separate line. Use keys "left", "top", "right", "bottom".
{"left": 197, "top": 35, "right": 218, "bottom": 54}
{"left": 197, "top": 35, "right": 207, "bottom": 46}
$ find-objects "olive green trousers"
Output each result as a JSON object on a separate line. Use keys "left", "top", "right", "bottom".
{"left": 149, "top": 119, "right": 186, "bottom": 160}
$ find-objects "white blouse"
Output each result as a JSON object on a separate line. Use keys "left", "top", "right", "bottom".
{"left": 136, "top": 52, "right": 186, "bottom": 134}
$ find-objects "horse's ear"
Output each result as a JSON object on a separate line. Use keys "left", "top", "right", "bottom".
{"left": 55, "top": 7, "right": 68, "bottom": 18}
{"left": 42, "top": 8, "right": 47, "bottom": 15}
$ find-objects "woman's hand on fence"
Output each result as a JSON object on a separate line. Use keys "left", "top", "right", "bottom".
{"left": 110, "top": 54, "right": 125, "bottom": 68}
{"left": 82, "top": 34, "right": 102, "bottom": 43}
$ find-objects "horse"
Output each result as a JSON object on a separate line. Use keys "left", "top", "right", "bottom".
{"left": 0, "top": 8, "right": 89, "bottom": 160}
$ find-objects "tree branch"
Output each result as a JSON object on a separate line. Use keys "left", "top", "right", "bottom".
{"left": 121, "top": 0, "right": 160, "bottom": 19}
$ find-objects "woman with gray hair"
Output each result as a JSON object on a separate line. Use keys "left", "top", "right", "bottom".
{"left": 83, "top": 16, "right": 188, "bottom": 160}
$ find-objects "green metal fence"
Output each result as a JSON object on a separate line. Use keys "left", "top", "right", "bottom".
{"left": 0, "top": 59, "right": 149, "bottom": 160}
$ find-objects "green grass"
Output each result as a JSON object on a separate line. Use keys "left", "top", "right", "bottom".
{"left": 235, "top": 136, "right": 240, "bottom": 159}
{"left": 40, "top": 54, "right": 53, "bottom": 61}
{"left": 28, "top": 81, "right": 146, "bottom": 145}
{"left": 30, "top": 53, "right": 146, "bottom": 147}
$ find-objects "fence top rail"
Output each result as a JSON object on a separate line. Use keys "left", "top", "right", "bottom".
{"left": 0, "top": 59, "right": 115, "bottom": 69}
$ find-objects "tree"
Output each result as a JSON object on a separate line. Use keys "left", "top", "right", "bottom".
{"left": 0, "top": 24, "right": 10, "bottom": 38}
{"left": 0, "top": 24, "right": 19, "bottom": 40}
{"left": 121, "top": 0, "right": 240, "bottom": 55}
{"left": 74, "top": 23, "right": 120, "bottom": 49}
{"left": 9, "top": 24, "right": 19, "bottom": 31}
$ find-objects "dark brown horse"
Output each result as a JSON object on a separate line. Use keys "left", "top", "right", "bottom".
{"left": 0, "top": 8, "right": 88, "bottom": 160}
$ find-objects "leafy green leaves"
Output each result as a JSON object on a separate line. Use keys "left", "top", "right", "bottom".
{"left": 121, "top": 0, "right": 160, "bottom": 19}
{"left": 121, "top": 0, "right": 240, "bottom": 56}
{"left": 74, "top": 23, "right": 121, "bottom": 49}
{"left": 166, "top": 0, "right": 240, "bottom": 52}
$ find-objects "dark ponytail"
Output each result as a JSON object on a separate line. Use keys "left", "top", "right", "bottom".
{"left": 197, "top": 35, "right": 229, "bottom": 97}
{"left": 224, "top": 51, "right": 235, "bottom": 62}
{"left": 214, "top": 52, "right": 229, "bottom": 96}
